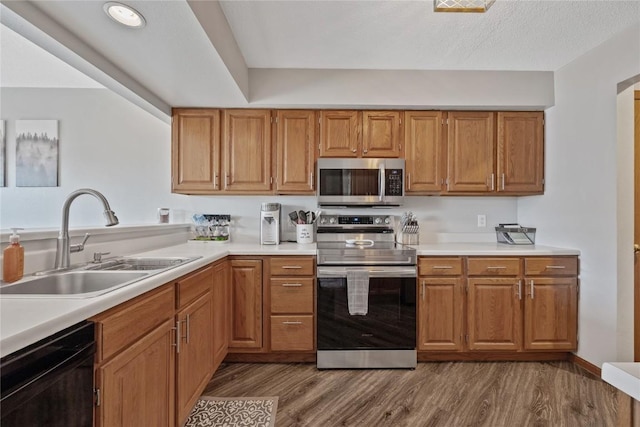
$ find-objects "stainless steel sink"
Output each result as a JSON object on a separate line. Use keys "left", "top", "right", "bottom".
{"left": 0, "top": 256, "right": 202, "bottom": 298}
{"left": 0, "top": 271, "right": 151, "bottom": 298}
{"left": 85, "top": 256, "right": 199, "bottom": 271}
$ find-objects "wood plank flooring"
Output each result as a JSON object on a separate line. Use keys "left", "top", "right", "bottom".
{"left": 202, "top": 361, "right": 618, "bottom": 426}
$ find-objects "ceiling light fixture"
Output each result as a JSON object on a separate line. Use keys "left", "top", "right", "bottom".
{"left": 103, "top": 2, "right": 146, "bottom": 28}
{"left": 434, "top": 0, "right": 495, "bottom": 13}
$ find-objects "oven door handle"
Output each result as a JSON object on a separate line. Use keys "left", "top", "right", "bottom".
{"left": 379, "top": 163, "right": 386, "bottom": 202}
{"left": 317, "top": 267, "right": 417, "bottom": 278}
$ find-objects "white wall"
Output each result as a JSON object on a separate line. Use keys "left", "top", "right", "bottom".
{"left": 0, "top": 87, "right": 518, "bottom": 246}
{"left": 518, "top": 24, "right": 640, "bottom": 367}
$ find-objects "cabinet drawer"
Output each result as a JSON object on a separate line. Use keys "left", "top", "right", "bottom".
{"left": 524, "top": 257, "right": 578, "bottom": 276}
{"left": 418, "top": 257, "right": 463, "bottom": 276}
{"left": 92, "top": 284, "right": 175, "bottom": 362}
{"left": 270, "top": 278, "right": 314, "bottom": 314}
{"left": 270, "top": 257, "right": 315, "bottom": 276}
{"left": 177, "top": 266, "right": 213, "bottom": 309}
{"left": 270, "top": 315, "right": 314, "bottom": 351}
{"left": 467, "top": 258, "right": 521, "bottom": 276}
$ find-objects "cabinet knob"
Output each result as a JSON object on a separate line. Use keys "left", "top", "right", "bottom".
{"left": 351, "top": 148, "right": 357, "bottom": 153}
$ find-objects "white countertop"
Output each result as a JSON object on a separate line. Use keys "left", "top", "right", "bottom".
{"left": 602, "top": 362, "right": 640, "bottom": 401}
{"left": 413, "top": 243, "right": 579, "bottom": 256}
{"left": 0, "top": 241, "right": 577, "bottom": 358}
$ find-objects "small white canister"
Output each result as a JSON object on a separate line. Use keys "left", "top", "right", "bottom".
{"left": 296, "top": 224, "right": 314, "bottom": 244}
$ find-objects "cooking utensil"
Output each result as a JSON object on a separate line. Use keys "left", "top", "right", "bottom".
{"left": 298, "top": 210, "right": 307, "bottom": 224}
{"left": 288, "top": 211, "right": 299, "bottom": 225}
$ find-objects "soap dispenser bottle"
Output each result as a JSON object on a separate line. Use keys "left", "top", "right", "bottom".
{"left": 3, "top": 228, "right": 24, "bottom": 283}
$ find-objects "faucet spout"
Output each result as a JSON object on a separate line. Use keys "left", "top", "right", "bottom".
{"left": 54, "top": 188, "right": 119, "bottom": 270}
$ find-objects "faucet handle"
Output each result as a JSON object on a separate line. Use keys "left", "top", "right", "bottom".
{"left": 70, "top": 233, "right": 91, "bottom": 253}
{"left": 92, "top": 251, "right": 110, "bottom": 263}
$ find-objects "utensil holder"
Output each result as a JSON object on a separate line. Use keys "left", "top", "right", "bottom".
{"left": 296, "top": 224, "right": 314, "bottom": 244}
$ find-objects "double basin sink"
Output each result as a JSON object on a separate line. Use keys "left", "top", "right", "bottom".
{"left": 0, "top": 256, "right": 202, "bottom": 298}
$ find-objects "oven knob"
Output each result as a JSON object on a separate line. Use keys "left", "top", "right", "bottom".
{"left": 319, "top": 217, "right": 327, "bottom": 224}
{"left": 329, "top": 217, "right": 337, "bottom": 224}
{"left": 384, "top": 217, "right": 391, "bottom": 224}
{"left": 374, "top": 217, "right": 382, "bottom": 225}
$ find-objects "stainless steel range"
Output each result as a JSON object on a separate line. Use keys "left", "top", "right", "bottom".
{"left": 316, "top": 215, "right": 417, "bottom": 369}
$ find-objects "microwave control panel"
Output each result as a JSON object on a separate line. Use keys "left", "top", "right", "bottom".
{"left": 386, "top": 169, "right": 403, "bottom": 196}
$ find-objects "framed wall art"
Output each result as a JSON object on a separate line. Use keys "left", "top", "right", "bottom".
{"left": 15, "top": 119, "right": 59, "bottom": 187}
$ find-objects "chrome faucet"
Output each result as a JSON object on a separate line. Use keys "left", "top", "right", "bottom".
{"left": 54, "top": 189, "right": 119, "bottom": 270}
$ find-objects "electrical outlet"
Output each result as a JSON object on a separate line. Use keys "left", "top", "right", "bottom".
{"left": 477, "top": 214, "right": 486, "bottom": 228}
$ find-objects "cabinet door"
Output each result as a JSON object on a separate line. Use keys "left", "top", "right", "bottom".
{"left": 404, "top": 111, "right": 444, "bottom": 193}
{"left": 524, "top": 278, "right": 577, "bottom": 351}
{"left": 446, "top": 112, "right": 495, "bottom": 193}
{"left": 467, "top": 278, "right": 522, "bottom": 351}
{"left": 362, "top": 111, "right": 402, "bottom": 158}
{"left": 418, "top": 278, "right": 464, "bottom": 351}
{"left": 97, "top": 319, "right": 175, "bottom": 427}
{"left": 213, "top": 261, "right": 231, "bottom": 369}
{"left": 319, "top": 110, "right": 360, "bottom": 157}
{"left": 171, "top": 109, "right": 221, "bottom": 193}
{"left": 222, "top": 109, "right": 272, "bottom": 192}
{"left": 497, "top": 112, "right": 544, "bottom": 194}
{"left": 229, "top": 259, "right": 263, "bottom": 349}
{"left": 176, "top": 291, "right": 214, "bottom": 425}
{"left": 275, "top": 110, "right": 316, "bottom": 193}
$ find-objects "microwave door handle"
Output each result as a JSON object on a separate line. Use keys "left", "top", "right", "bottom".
{"left": 379, "top": 164, "right": 385, "bottom": 202}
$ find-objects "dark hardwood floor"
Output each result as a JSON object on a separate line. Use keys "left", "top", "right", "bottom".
{"left": 202, "top": 361, "right": 618, "bottom": 426}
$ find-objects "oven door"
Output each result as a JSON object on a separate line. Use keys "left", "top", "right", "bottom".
{"left": 317, "top": 266, "right": 416, "bottom": 350}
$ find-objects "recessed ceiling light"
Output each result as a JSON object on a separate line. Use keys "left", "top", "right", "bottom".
{"left": 103, "top": 2, "right": 146, "bottom": 28}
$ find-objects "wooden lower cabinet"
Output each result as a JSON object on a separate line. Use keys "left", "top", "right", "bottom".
{"left": 268, "top": 257, "right": 316, "bottom": 353}
{"left": 418, "top": 277, "right": 464, "bottom": 351}
{"left": 176, "top": 290, "right": 214, "bottom": 425}
{"left": 212, "top": 260, "right": 231, "bottom": 368}
{"left": 229, "top": 259, "right": 263, "bottom": 350}
{"left": 524, "top": 277, "right": 578, "bottom": 350}
{"left": 419, "top": 255, "right": 578, "bottom": 356}
{"left": 94, "top": 263, "right": 230, "bottom": 427}
{"left": 97, "top": 318, "right": 175, "bottom": 427}
{"left": 467, "top": 278, "right": 522, "bottom": 351}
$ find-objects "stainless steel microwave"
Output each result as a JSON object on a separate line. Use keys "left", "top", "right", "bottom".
{"left": 316, "top": 158, "right": 405, "bottom": 207}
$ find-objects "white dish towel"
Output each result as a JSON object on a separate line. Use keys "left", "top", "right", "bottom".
{"left": 347, "top": 270, "right": 369, "bottom": 315}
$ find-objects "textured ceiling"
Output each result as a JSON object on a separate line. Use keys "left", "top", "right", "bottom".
{"left": 2, "top": 0, "right": 639, "bottom": 115}
{"left": 219, "top": 0, "right": 640, "bottom": 71}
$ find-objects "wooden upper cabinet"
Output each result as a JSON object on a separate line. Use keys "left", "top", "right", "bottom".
{"left": 362, "top": 111, "right": 402, "bottom": 158}
{"left": 497, "top": 112, "right": 544, "bottom": 194}
{"left": 171, "top": 109, "right": 221, "bottom": 194}
{"left": 404, "top": 111, "right": 444, "bottom": 193}
{"left": 222, "top": 109, "right": 272, "bottom": 192}
{"left": 319, "top": 110, "right": 360, "bottom": 157}
{"left": 446, "top": 111, "right": 495, "bottom": 193}
{"left": 275, "top": 110, "right": 316, "bottom": 194}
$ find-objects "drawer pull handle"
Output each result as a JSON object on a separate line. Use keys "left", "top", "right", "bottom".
{"left": 487, "top": 266, "right": 507, "bottom": 269}
{"left": 282, "top": 283, "right": 303, "bottom": 287}
{"left": 283, "top": 321, "right": 303, "bottom": 325}
{"left": 517, "top": 280, "right": 522, "bottom": 300}
{"left": 546, "top": 265, "right": 566, "bottom": 269}
{"left": 432, "top": 266, "right": 453, "bottom": 269}
{"left": 281, "top": 266, "right": 302, "bottom": 269}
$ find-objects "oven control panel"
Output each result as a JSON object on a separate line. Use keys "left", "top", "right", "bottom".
{"left": 318, "top": 215, "right": 393, "bottom": 226}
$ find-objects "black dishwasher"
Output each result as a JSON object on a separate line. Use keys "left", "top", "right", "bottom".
{"left": 1, "top": 321, "right": 96, "bottom": 427}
